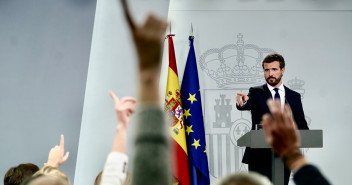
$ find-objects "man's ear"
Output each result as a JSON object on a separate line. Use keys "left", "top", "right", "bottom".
{"left": 281, "top": 67, "right": 285, "bottom": 74}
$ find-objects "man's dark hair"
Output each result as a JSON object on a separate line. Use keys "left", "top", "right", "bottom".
{"left": 4, "top": 163, "right": 39, "bottom": 185}
{"left": 262, "top": 53, "right": 285, "bottom": 69}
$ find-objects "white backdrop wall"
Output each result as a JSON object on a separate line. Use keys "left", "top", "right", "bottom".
{"left": 0, "top": 0, "right": 96, "bottom": 183}
{"left": 162, "top": 0, "right": 352, "bottom": 185}
{"left": 73, "top": 0, "right": 170, "bottom": 185}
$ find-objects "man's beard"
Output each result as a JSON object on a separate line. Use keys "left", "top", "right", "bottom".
{"left": 266, "top": 74, "right": 283, "bottom": 86}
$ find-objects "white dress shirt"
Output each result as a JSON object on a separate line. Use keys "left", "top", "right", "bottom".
{"left": 267, "top": 83, "right": 285, "bottom": 108}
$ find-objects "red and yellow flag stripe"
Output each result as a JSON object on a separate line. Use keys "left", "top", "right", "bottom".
{"left": 164, "top": 35, "right": 190, "bottom": 185}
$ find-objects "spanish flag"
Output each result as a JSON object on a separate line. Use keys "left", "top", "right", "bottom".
{"left": 164, "top": 34, "right": 190, "bottom": 185}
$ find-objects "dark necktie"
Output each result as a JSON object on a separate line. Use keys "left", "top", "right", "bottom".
{"left": 274, "top": 88, "right": 280, "bottom": 101}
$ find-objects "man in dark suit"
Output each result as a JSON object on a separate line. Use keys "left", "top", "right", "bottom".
{"left": 236, "top": 53, "right": 309, "bottom": 185}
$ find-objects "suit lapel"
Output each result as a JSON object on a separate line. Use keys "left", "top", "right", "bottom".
{"left": 259, "top": 84, "right": 272, "bottom": 114}
{"left": 284, "top": 85, "right": 292, "bottom": 106}
{"left": 262, "top": 84, "right": 272, "bottom": 100}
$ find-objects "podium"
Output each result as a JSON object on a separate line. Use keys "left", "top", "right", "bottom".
{"left": 237, "top": 130, "right": 323, "bottom": 185}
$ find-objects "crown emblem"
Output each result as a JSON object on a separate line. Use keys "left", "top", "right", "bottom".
{"left": 199, "top": 33, "right": 276, "bottom": 88}
{"left": 287, "top": 77, "right": 305, "bottom": 89}
{"left": 287, "top": 77, "right": 305, "bottom": 99}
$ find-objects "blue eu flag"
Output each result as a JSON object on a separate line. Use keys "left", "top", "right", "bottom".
{"left": 181, "top": 36, "right": 210, "bottom": 185}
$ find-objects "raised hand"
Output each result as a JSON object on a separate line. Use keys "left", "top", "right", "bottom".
{"left": 109, "top": 90, "right": 137, "bottom": 130}
{"left": 261, "top": 100, "right": 300, "bottom": 158}
{"left": 236, "top": 92, "right": 249, "bottom": 106}
{"left": 120, "top": 0, "right": 168, "bottom": 70}
{"left": 46, "top": 134, "right": 70, "bottom": 167}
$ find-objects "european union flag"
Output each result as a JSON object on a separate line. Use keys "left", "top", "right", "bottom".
{"left": 181, "top": 36, "right": 210, "bottom": 185}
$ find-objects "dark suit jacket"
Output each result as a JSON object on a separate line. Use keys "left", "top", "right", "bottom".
{"left": 294, "top": 164, "right": 331, "bottom": 185}
{"left": 237, "top": 84, "right": 309, "bottom": 164}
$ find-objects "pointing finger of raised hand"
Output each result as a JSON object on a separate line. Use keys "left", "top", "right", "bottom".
{"left": 283, "top": 104, "right": 293, "bottom": 121}
{"left": 283, "top": 104, "right": 295, "bottom": 129}
{"left": 109, "top": 90, "right": 120, "bottom": 105}
{"left": 60, "top": 134, "right": 65, "bottom": 149}
{"left": 120, "top": 0, "right": 136, "bottom": 30}
{"left": 267, "top": 99, "right": 280, "bottom": 113}
{"left": 267, "top": 99, "right": 285, "bottom": 126}
{"left": 261, "top": 114, "right": 273, "bottom": 144}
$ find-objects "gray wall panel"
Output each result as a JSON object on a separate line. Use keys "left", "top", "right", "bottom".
{"left": 0, "top": 0, "right": 97, "bottom": 183}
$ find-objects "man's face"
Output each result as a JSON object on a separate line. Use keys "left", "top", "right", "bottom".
{"left": 263, "top": 61, "right": 285, "bottom": 87}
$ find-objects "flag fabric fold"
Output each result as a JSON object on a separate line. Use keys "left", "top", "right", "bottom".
{"left": 164, "top": 34, "right": 191, "bottom": 185}
{"left": 181, "top": 36, "right": 210, "bottom": 185}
